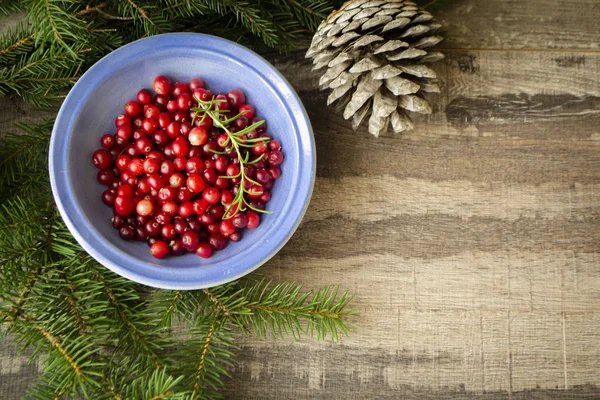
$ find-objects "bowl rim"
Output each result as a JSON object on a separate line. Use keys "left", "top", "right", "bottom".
{"left": 49, "top": 33, "right": 315, "bottom": 290}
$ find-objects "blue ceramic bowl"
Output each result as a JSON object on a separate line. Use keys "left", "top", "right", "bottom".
{"left": 49, "top": 33, "right": 315, "bottom": 290}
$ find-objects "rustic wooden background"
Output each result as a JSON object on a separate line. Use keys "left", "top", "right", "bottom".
{"left": 1, "top": 0, "right": 600, "bottom": 398}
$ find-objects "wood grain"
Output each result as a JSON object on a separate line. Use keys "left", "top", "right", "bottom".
{"left": 1, "top": 0, "right": 600, "bottom": 399}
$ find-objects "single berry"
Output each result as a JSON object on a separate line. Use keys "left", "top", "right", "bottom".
{"left": 92, "top": 149, "right": 113, "bottom": 169}
{"left": 152, "top": 75, "right": 171, "bottom": 95}
{"left": 150, "top": 240, "right": 169, "bottom": 258}
{"left": 195, "top": 243, "right": 212, "bottom": 258}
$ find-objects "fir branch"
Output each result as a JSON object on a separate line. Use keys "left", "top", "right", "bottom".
{"left": 202, "top": 288, "right": 231, "bottom": 317}
{"left": 25, "top": 0, "right": 87, "bottom": 58}
{"left": 0, "top": 0, "right": 23, "bottom": 15}
{"left": 3, "top": 263, "right": 43, "bottom": 328}
{"left": 93, "top": 269, "right": 165, "bottom": 370}
{"left": 186, "top": 317, "right": 235, "bottom": 399}
{"left": 123, "top": 368, "right": 189, "bottom": 400}
{"left": 238, "top": 281, "right": 354, "bottom": 341}
{"left": 21, "top": 311, "right": 84, "bottom": 380}
{"left": 192, "top": 319, "right": 217, "bottom": 398}
{"left": 0, "top": 29, "right": 35, "bottom": 62}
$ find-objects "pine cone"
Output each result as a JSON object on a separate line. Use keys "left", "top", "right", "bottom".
{"left": 305, "top": 0, "right": 444, "bottom": 136}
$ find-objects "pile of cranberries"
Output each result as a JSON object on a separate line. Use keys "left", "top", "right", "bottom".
{"left": 91, "top": 75, "right": 283, "bottom": 259}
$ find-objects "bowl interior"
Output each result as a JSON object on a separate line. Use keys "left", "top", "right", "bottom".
{"left": 50, "top": 34, "right": 314, "bottom": 289}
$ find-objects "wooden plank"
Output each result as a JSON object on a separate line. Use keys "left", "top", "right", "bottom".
{"left": 436, "top": 0, "right": 600, "bottom": 50}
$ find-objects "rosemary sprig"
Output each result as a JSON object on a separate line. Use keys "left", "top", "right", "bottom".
{"left": 191, "top": 96, "right": 273, "bottom": 219}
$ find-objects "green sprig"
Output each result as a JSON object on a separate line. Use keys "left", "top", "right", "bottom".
{"left": 191, "top": 96, "right": 273, "bottom": 219}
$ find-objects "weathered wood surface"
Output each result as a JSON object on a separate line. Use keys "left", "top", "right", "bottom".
{"left": 2, "top": 0, "right": 600, "bottom": 398}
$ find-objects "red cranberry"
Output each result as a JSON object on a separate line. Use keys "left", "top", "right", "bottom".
{"left": 214, "top": 177, "right": 230, "bottom": 190}
{"left": 158, "top": 187, "right": 177, "bottom": 203}
{"left": 267, "top": 151, "right": 284, "bottom": 165}
{"left": 187, "top": 174, "right": 205, "bottom": 193}
{"left": 145, "top": 219, "right": 161, "bottom": 237}
{"left": 177, "top": 188, "right": 193, "bottom": 202}
{"left": 194, "top": 88, "right": 213, "bottom": 102}
{"left": 133, "top": 117, "right": 143, "bottom": 129}
{"left": 246, "top": 211, "right": 260, "bottom": 229}
{"left": 181, "top": 231, "right": 199, "bottom": 252}
{"left": 161, "top": 224, "right": 177, "bottom": 241}
{"left": 173, "top": 217, "right": 189, "bottom": 234}
{"left": 187, "top": 218, "right": 203, "bottom": 233}
{"left": 144, "top": 105, "right": 160, "bottom": 119}
{"left": 202, "top": 187, "right": 220, "bottom": 204}
{"left": 178, "top": 93, "right": 192, "bottom": 110}
{"left": 101, "top": 189, "right": 117, "bottom": 206}
{"left": 188, "top": 127, "right": 207, "bottom": 146}
{"left": 150, "top": 240, "right": 169, "bottom": 258}
{"left": 136, "top": 199, "right": 154, "bottom": 216}
{"left": 227, "top": 89, "right": 246, "bottom": 109}
{"left": 209, "top": 204, "right": 225, "bottom": 220}
{"left": 173, "top": 156, "right": 186, "bottom": 171}
{"left": 92, "top": 149, "right": 113, "bottom": 169}
{"left": 199, "top": 213, "right": 215, "bottom": 225}
{"left": 170, "top": 239, "right": 185, "bottom": 255}
{"left": 185, "top": 157, "right": 203, "bottom": 174}
{"left": 154, "top": 94, "right": 170, "bottom": 109}
{"left": 97, "top": 169, "right": 115, "bottom": 185}
{"left": 153, "top": 75, "right": 171, "bottom": 95}
{"left": 158, "top": 112, "right": 171, "bottom": 128}
{"left": 136, "top": 226, "right": 148, "bottom": 241}
{"left": 137, "top": 89, "right": 152, "bottom": 104}
{"left": 208, "top": 234, "right": 227, "bottom": 250}
{"left": 259, "top": 191, "right": 271, "bottom": 203}
{"left": 189, "top": 78, "right": 204, "bottom": 90}
{"left": 167, "top": 100, "right": 178, "bottom": 113}
{"left": 143, "top": 158, "right": 160, "bottom": 175}
{"left": 180, "top": 122, "right": 192, "bottom": 136}
{"left": 155, "top": 211, "right": 172, "bottom": 225}
{"left": 117, "top": 185, "right": 134, "bottom": 198}
{"left": 232, "top": 213, "right": 248, "bottom": 229}
{"left": 252, "top": 142, "right": 268, "bottom": 155}
{"left": 126, "top": 158, "right": 142, "bottom": 177}
{"left": 203, "top": 168, "right": 217, "bottom": 184}
{"left": 147, "top": 173, "right": 163, "bottom": 190}
{"left": 100, "top": 134, "right": 115, "bottom": 149}
{"left": 162, "top": 200, "right": 178, "bottom": 215}
{"left": 239, "top": 104, "right": 255, "bottom": 120}
{"left": 169, "top": 172, "right": 185, "bottom": 188}
{"left": 124, "top": 101, "right": 142, "bottom": 117}
{"left": 112, "top": 215, "right": 125, "bottom": 229}
{"left": 171, "top": 81, "right": 189, "bottom": 97}
{"left": 116, "top": 124, "right": 133, "bottom": 141}
{"left": 172, "top": 137, "right": 189, "bottom": 157}
{"left": 114, "top": 196, "right": 135, "bottom": 216}
{"left": 160, "top": 160, "right": 175, "bottom": 176}
{"left": 195, "top": 114, "right": 213, "bottom": 130}
{"left": 119, "top": 225, "right": 137, "bottom": 241}
{"left": 207, "top": 223, "right": 220, "bottom": 235}
{"left": 193, "top": 199, "right": 209, "bottom": 215}
{"left": 268, "top": 166, "right": 281, "bottom": 180}
{"left": 219, "top": 220, "right": 235, "bottom": 236}
{"left": 137, "top": 178, "right": 151, "bottom": 194}
{"left": 115, "top": 114, "right": 130, "bottom": 128}
{"left": 195, "top": 243, "right": 212, "bottom": 258}
{"left": 221, "top": 190, "right": 234, "bottom": 205}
